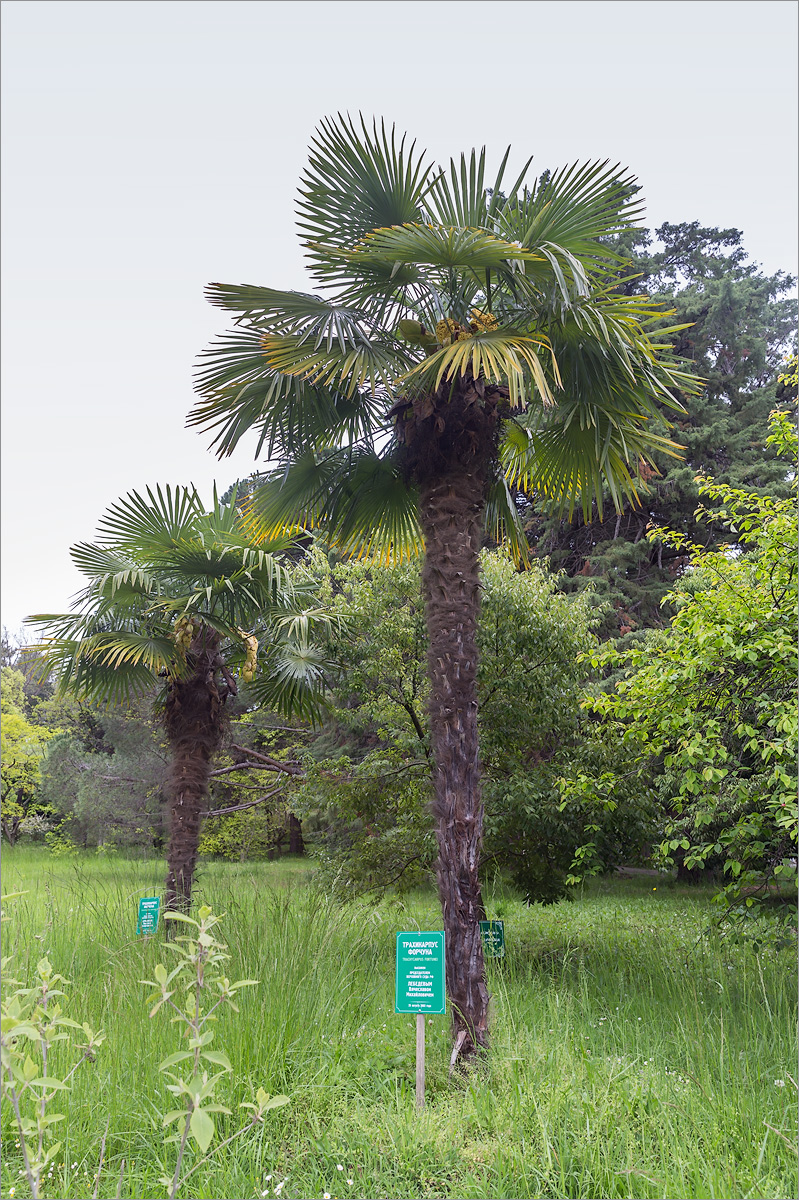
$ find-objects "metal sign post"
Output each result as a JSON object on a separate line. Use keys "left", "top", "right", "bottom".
{"left": 395, "top": 931, "right": 445, "bottom": 1110}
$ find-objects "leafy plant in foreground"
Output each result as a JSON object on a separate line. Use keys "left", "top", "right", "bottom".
{"left": 141, "top": 904, "right": 288, "bottom": 1200}
{"left": 1, "top": 897, "right": 105, "bottom": 1200}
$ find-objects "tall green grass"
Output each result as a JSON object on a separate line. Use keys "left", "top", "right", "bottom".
{"left": 2, "top": 848, "right": 796, "bottom": 1200}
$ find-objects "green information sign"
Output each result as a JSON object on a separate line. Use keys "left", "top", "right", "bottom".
{"left": 479, "top": 919, "right": 505, "bottom": 957}
{"left": 137, "top": 896, "right": 160, "bottom": 935}
{"left": 395, "top": 931, "right": 445, "bottom": 1014}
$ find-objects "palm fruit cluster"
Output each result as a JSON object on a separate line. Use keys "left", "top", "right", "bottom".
{"left": 469, "top": 308, "right": 498, "bottom": 332}
{"left": 238, "top": 628, "right": 259, "bottom": 683}
{"left": 173, "top": 614, "right": 200, "bottom": 651}
{"left": 435, "top": 317, "right": 471, "bottom": 344}
{"left": 398, "top": 311, "right": 499, "bottom": 350}
{"left": 435, "top": 309, "right": 498, "bottom": 344}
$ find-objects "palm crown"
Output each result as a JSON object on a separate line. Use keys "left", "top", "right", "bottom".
{"left": 189, "top": 114, "right": 694, "bottom": 561}
{"left": 28, "top": 484, "right": 327, "bottom": 716}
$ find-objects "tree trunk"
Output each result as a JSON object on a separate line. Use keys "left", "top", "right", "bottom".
{"left": 419, "top": 471, "right": 489, "bottom": 1062}
{"left": 397, "top": 373, "right": 504, "bottom": 1064}
{"left": 163, "top": 628, "right": 226, "bottom": 913}
{"left": 288, "top": 811, "right": 304, "bottom": 855}
{"left": 1, "top": 814, "right": 20, "bottom": 846}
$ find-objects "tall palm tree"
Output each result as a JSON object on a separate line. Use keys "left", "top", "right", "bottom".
{"left": 27, "top": 485, "right": 327, "bottom": 912}
{"left": 188, "top": 115, "right": 696, "bottom": 1061}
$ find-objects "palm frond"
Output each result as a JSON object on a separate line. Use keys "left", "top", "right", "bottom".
{"left": 69, "top": 544, "right": 158, "bottom": 595}
{"left": 190, "top": 322, "right": 393, "bottom": 458}
{"left": 424, "top": 145, "right": 533, "bottom": 230}
{"left": 248, "top": 641, "right": 330, "bottom": 722}
{"left": 501, "top": 398, "right": 682, "bottom": 520}
{"left": 245, "top": 450, "right": 422, "bottom": 565}
{"left": 498, "top": 159, "right": 644, "bottom": 262}
{"left": 297, "top": 113, "right": 435, "bottom": 269}
{"left": 483, "top": 477, "right": 530, "bottom": 567}
{"left": 95, "top": 485, "right": 204, "bottom": 552}
{"left": 340, "top": 222, "right": 547, "bottom": 277}
{"left": 262, "top": 329, "right": 408, "bottom": 401}
{"left": 401, "top": 330, "right": 557, "bottom": 408}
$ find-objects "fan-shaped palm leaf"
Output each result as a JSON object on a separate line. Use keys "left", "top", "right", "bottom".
{"left": 423, "top": 145, "right": 533, "bottom": 231}
{"left": 244, "top": 449, "right": 423, "bottom": 565}
{"left": 497, "top": 159, "right": 644, "bottom": 260}
{"left": 191, "top": 323, "right": 393, "bottom": 458}
{"left": 297, "top": 113, "right": 435, "bottom": 262}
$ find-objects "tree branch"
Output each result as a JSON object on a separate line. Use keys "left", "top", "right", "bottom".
{"left": 229, "top": 744, "right": 303, "bottom": 775}
{"left": 204, "top": 784, "right": 285, "bottom": 818}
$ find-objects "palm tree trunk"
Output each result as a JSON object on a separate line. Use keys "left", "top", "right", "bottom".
{"left": 163, "top": 630, "right": 225, "bottom": 913}
{"left": 403, "top": 373, "right": 504, "bottom": 1063}
{"left": 419, "top": 470, "right": 489, "bottom": 1062}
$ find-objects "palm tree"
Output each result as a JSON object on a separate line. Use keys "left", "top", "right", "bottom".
{"left": 188, "top": 115, "right": 696, "bottom": 1061}
{"left": 27, "top": 485, "right": 327, "bottom": 912}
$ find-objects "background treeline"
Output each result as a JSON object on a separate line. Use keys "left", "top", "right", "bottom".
{"left": 3, "top": 218, "right": 796, "bottom": 913}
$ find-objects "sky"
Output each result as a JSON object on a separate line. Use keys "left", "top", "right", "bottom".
{"left": 2, "top": 0, "right": 797, "bottom": 639}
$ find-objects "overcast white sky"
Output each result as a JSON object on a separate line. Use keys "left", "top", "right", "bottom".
{"left": 2, "top": 0, "right": 797, "bottom": 639}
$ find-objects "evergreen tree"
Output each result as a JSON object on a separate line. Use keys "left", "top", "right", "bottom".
{"left": 526, "top": 222, "right": 797, "bottom": 635}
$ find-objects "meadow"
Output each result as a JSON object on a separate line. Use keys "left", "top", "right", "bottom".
{"left": 1, "top": 848, "right": 796, "bottom": 1200}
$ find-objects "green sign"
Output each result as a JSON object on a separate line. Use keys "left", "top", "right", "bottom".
{"left": 395, "top": 931, "right": 445, "bottom": 1014}
{"left": 479, "top": 919, "right": 505, "bottom": 957}
{"left": 137, "top": 896, "right": 160, "bottom": 935}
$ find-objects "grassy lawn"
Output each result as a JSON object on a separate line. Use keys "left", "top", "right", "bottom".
{"left": 1, "top": 848, "right": 796, "bottom": 1200}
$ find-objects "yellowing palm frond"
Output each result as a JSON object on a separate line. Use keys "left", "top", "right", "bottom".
{"left": 401, "top": 330, "right": 559, "bottom": 408}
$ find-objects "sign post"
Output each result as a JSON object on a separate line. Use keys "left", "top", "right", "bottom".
{"left": 479, "top": 919, "right": 505, "bottom": 958}
{"left": 395, "top": 931, "right": 445, "bottom": 1110}
{"left": 137, "top": 896, "right": 160, "bottom": 936}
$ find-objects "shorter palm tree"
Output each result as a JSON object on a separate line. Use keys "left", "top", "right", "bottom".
{"left": 27, "top": 484, "right": 328, "bottom": 911}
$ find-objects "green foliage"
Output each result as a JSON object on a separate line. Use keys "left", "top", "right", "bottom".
{"left": 578, "top": 410, "right": 797, "bottom": 911}
{"left": 26, "top": 485, "right": 327, "bottom": 718}
{"left": 1, "top": 668, "right": 56, "bottom": 845}
{"left": 294, "top": 550, "right": 650, "bottom": 902}
{"left": 1, "top": 900, "right": 104, "bottom": 1200}
{"left": 527, "top": 222, "right": 798, "bottom": 634}
{"left": 141, "top": 905, "right": 288, "bottom": 1199}
{"left": 1, "top": 852, "right": 796, "bottom": 1200}
{"left": 191, "top": 116, "right": 696, "bottom": 562}
{"left": 197, "top": 806, "right": 285, "bottom": 860}
{"left": 39, "top": 724, "right": 167, "bottom": 852}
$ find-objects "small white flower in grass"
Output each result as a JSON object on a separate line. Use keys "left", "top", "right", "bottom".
{"left": 347, "top": 1181, "right": 354, "bottom": 1187}
{"left": 337, "top": 1164, "right": 344, "bottom": 1170}
{"left": 9, "top": 1189, "right": 16, "bottom": 1197}
{"left": 264, "top": 1177, "right": 273, "bottom": 1183}
{"left": 72, "top": 1162, "right": 78, "bottom": 1169}
{"left": 323, "top": 1192, "right": 332, "bottom": 1199}
{"left": 775, "top": 1079, "right": 786, "bottom": 1087}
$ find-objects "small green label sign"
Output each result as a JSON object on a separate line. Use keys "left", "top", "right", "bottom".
{"left": 479, "top": 919, "right": 505, "bottom": 957}
{"left": 137, "top": 896, "right": 160, "bottom": 935}
{"left": 395, "top": 931, "right": 445, "bottom": 1014}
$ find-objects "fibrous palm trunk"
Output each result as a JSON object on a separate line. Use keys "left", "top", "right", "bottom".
{"left": 163, "top": 628, "right": 226, "bottom": 912}
{"left": 396, "top": 373, "right": 504, "bottom": 1063}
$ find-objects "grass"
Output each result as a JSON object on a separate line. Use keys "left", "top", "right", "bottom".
{"left": 1, "top": 847, "right": 796, "bottom": 1200}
